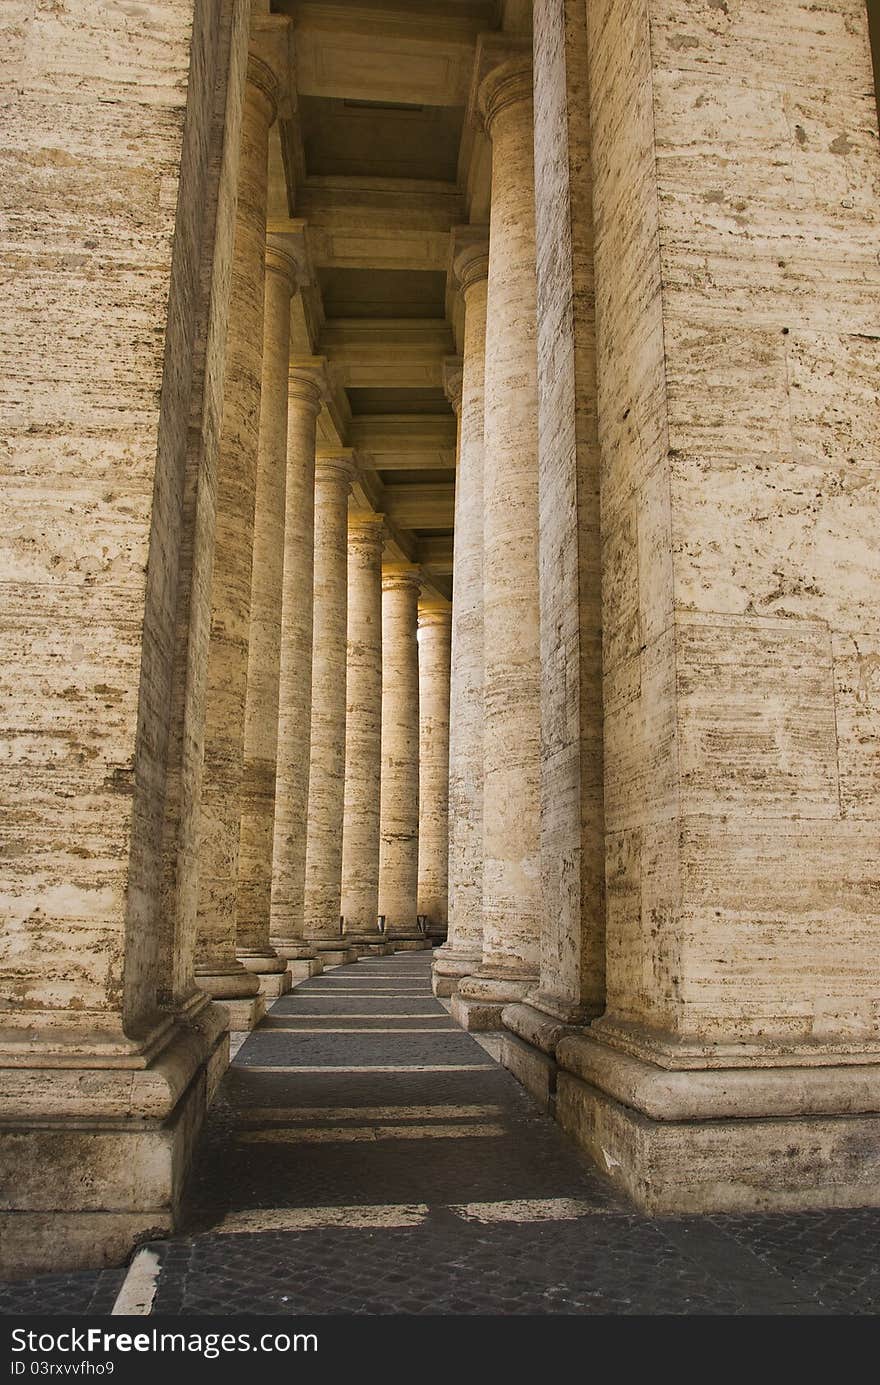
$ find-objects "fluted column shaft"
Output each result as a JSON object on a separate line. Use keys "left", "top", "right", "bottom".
{"left": 236, "top": 245, "right": 297, "bottom": 976}
{"left": 433, "top": 241, "right": 489, "bottom": 995}
{"left": 418, "top": 605, "right": 452, "bottom": 931}
{"left": 269, "top": 366, "right": 325, "bottom": 955}
{"left": 302, "top": 453, "right": 356, "bottom": 943}
{"left": 195, "top": 48, "right": 280, "bottom": 1018}
{"left": 341, "top": 514, "right": 385, "bottom": 936}
{"left": 455, "top": 52, "right": 541, "bottom": 1025}
{"left": 378, "top": 566, "right": 421, "bottom": 933}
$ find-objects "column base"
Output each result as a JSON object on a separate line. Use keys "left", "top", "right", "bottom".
{"left": 217, "top": 995, "right": 267, "bottom": 1031}
{"left": 451, "top": 972, "right": 537, "bottom": 1032}
{"left": 308, "top": 941, "right": 359, "bottom": 967}
{"left": 270, "top": 940, "right": 325, "bottom": 978}
{"left": 385, "top": 935, "right": 432, "bottom": 952}
{"left": 237, "top": 950, "right": 291, "bottom": 997}
{"left": 0, "top": 1001, "right": 227, "bottom": 1280}
{"left": 555, "top": 1032, "right": 880, "bottom": 1213}
{"left": 500, "top": 1001, "right": 591, "bottom": 1112}
{"left": 344, "top": 933, "right": 394, "bottom": 957}
{"left": 431, "top": 948, "right": 481, "bottom": 998}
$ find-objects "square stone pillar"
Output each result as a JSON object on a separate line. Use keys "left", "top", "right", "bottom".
{"left": 556, "top": 0, "right": 880, "bottom": 1212}
{"left": 0, "top": 0, "right": 249, "bottom": 1276}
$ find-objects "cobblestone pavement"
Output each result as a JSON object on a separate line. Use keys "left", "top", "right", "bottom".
{"left": 3, "top": 951, "right": 880, "bottom": 1316}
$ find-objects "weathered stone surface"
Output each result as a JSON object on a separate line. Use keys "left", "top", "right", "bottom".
{"left": 553, "top": 0, "right": 880, "bottom": 1207}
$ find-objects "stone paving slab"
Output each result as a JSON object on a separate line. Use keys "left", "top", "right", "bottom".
{"left": 3, "top": 952, "right": 879, "bottom": 1317}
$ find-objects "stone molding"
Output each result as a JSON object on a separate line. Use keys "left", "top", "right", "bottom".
{"left": 315, "top": 447, "right": 357, "bottom": 489}
{"left": 557, "top": 1032, "right": 880, "bottom": 1122}
{"left": 288, "top": 356, "right": 329, "bottom": 413}
{"left": 442, "top": 355, "right": 463, "bottom": 414}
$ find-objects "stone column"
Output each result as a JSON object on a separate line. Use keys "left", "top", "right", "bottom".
{"left": 235, "top": 243, "right": 299, "bottom": 999}
{"left": 269, "top": 360, "right": 327, "bottom": 977}
{"left": 195, "top": 30, "right": 287, "bottom": 1031}
{"left": 453, "top": 45, "right": 542, "bottom": 1029}
{"left": 302, "top": 451, "right": 358, "bottom": 964}
{"left": 0, "top": 0, "right": 253, "bottom": 1276}
{"left": 340, "top": 512, "right": 386, "bottom": 947}
{"left": 432, "top": 233, "right": 489, "bottom": 997}
{"left": 500, "top": 0, "right": 606, "bottom": 1110}
{"left": 555, "top": 0, "right": 880, "bottom": 1213}
{"left": 378, "top": 565, "right": 423, "bottom": 942}
{"left": 417, "top": 603, "right": 452, "bottom": 936}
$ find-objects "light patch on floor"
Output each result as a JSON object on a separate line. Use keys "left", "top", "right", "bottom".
{"left": 231, "top": 1103, "right": 504, "bottom": 1122}
{"left": 236, "top": 1122, "right": 506, "bottom": 1144}
{"left": 449, "top": 1198, "right": 613, "bottom": 1224}
{"left": 264, "top": 1013, "right": 449, "bottom": 1021}
{"left": 237, "top": 1063, "right": 496, "bottom": 1073}
{"left": 214, "top": 1204, "right": 430, "bottom": 1235}
{"left": 250, "top": 1026, "right": 458, "bottom": 1034}
{"left": 111, "top": 1247, "right": 161, "bottom": 1316}
{"left": 472, "top": 1033, "right": 503, "bottom": 1061}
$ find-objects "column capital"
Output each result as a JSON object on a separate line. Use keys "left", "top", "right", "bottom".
{"left": 265, "top": 241, "right": 300, "bottom": 293}
{"left": 288, "top": 357, "right": 328, "bottom": 415}
{"left": 382, "top": 563, "right": 422, "bottom": 595}
{"left": 476, "top": 38, "right": 533, "bottom": 135}
{"left": 348, "top": 509, "right": 385, "bottom": 544}
{"left": 315, "top": 447, "right": 358, "bottom": 490}
{"left": 418, "top": 602, "right": 452, "bottom": 632}
{"left": 451, "top": 226, "right": 490, "bottom": 297}
{"left": 443, "top": 357, "right": 463, "bottom": 415}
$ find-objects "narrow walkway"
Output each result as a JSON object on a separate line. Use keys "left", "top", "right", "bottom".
{"left": 4, "top": 951, "right": 880, "bottom": 1315}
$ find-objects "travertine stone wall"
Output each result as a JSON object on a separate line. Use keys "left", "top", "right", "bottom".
{"left": 417, "top": 604, "right": 452, "bottom": 930}
{"left": 0, "top": 0, "right": 223, "bottom": 1042}
{"left": 433, "top": 235, "right": 489, "bottom": 995}
{"left": 530, "top": 0, "right": 604, "bottom": 1023}
{"left": 0, "top": 0, "right": 243, "bottom": 1275}
{"left": 195, "top": 23, "right": 287, "bottom": 1012}
{"left": 340, "top": 513, "right": 385, "bottom": 936}
{"left": 378, "top": 566, "right": 422, "bottom": 933}
{"left": 457, "top": 48, "right": 542, "bottom": 1018}
{"left": 236, "top": 243, "right": 297, "bottom": 976}
{"left": 302, "top": 452, "right": 356, "bottom": 944}
{"left": 586, "top": 0, "right": 880, "bottom": 1058}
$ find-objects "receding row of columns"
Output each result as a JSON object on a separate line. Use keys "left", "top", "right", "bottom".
{"left": 185, "top": 30, "right": 451, "bottom": 1026}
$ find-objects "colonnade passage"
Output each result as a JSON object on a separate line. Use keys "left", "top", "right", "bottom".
{"left": 2, "top": 0, "right": 880, "bottom": 1283}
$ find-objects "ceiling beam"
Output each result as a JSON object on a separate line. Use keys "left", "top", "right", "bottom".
{"left": 349, "top": 414, "right": 456, "bottom": 470}
{"left": 321, "top": 318, "right": 453, "bottom": 388}
{"left": 384, "top": 483, "right": 455, "bottom": 529}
